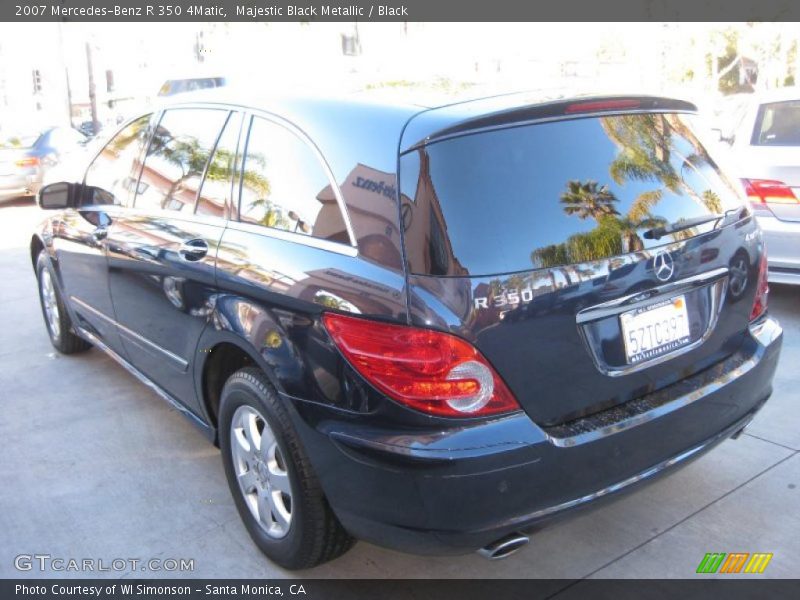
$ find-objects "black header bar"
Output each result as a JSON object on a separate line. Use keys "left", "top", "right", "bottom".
{"left": 3, "top": 0, "right": 800, "bottom": 22}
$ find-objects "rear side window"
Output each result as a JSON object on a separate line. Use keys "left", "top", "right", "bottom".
{"left": 84, "top": 115, "right": 151, "bottom": 206}
{"left": 239, "top": 116, "right": 349, "bottom": 244}
{"left": 401, "top": 113, "right": 744, "bottom": 276}
{"left": 752, "top": 100, "right": 800, "bottom": 146}
{"left": 135, "top": 108, "right": 228, "bottom": 213}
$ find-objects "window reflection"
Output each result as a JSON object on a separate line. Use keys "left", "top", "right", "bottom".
{"left": 196, "top": 112, "right": 241, "bottom": 218}
{"left": 401, "top": 113, "right": 744, "bottom": 276}
{"left": 239, "top": 116, "right": 348, "bottom": 244}
{"left": 84, "top": 115, "right": 151, "bottom": 206}
{"left": 135, "top": 108, "right": 228, "bottom": 213}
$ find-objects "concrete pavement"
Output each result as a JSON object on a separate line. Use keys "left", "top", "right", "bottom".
{"left": 1, "top": 200, "right": 797, "bottom": 581}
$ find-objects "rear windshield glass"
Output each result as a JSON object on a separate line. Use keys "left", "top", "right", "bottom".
{"left": 400, "top": 113, "right": 744, "bottom": 277}
{"left": 752, "top": 100, "right": 800, "bottom": 146}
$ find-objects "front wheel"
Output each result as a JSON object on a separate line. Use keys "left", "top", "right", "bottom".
{"left": 219, "top": 367, "right": 354, "bottom": 569}
{"left": 36, "top": 253, "right": 91, "bottom": 354}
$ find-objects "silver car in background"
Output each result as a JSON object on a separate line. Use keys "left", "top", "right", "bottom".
{"left": 714, "top": 88, "right": 800, "bottom": 285}
{"left": 0, "top": 126, "right": 87, "bottom": 203}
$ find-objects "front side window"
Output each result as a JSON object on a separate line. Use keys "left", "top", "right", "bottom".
{"left": 84, "top": 115, "right": 151, "bottom": 206}
{"left": 135, "top": 108, "right": 228, "bottom": 213}
{"left": 239, "top": 116, "right": 349, "bottom": 244}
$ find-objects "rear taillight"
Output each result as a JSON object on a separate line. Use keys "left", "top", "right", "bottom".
{"left": 742, "top": 179, "right": 798, "bottom": 207}
{"left": 322, "top": 312, "right": 520, "bottom": 418}
{"left": 750, "top": 249, "right": 769, "bottom": 321}
{"left": 15, "top": 156, "right": 39, "bottom": 168}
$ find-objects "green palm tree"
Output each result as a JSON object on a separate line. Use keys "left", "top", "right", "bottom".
{"left": 559, "top": 180, "right": 620, "bottom": 221}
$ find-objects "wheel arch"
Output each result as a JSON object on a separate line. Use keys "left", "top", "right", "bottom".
{"left": 30, "top": 234, "right": 45, "bottom": 271}
{"left": 194, "top": 329, "right": 291, "bottom": 444}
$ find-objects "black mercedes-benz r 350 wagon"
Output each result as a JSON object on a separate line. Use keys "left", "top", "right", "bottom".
{"left": 31, "top": 90, "right": 782, "bottom": 568}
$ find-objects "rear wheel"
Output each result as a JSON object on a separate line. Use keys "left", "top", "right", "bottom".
{"left": 219, "top": 367, "right": 354, "bottom": 569}
{"left": 36, "top": 253, "right": 91, "bottom": 354}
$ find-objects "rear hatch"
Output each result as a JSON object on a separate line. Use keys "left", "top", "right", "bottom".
{"left": 400, "top": 98, "right": 763, "bottom": 426}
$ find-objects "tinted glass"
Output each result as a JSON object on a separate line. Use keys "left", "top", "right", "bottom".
{"left": 135, "top": 108, "right": 228, "bottom": 212}
{"left": 196, "top": 112, "right": 241, "bottom": 218}
{"left": 401, "top": 113, "right": 744, "bottom": 276}
{"left": 84, "top": 115, "right": 151, "bottom": 206}
{"left": 239, "top": 116, "right": 349, "bottom": 244}
{"left": 752, "top": 100, "right": 800, "bottom": 146}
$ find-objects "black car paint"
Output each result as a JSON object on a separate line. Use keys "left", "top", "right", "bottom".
{"left": 31, "top": 91, "right": 782, "bottom": 556}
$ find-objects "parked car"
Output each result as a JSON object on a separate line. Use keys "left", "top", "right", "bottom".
{"left": 1, "top": 126, "right": 87, "bottom": 202}
{"left": 711, "top": 88, "right": 800, "bottom": 285}
{"left": 31, "top": 91, "right": 782, "bottom": 568}
{"left": 158, "top": 76, "right": 226, "bottom": 97}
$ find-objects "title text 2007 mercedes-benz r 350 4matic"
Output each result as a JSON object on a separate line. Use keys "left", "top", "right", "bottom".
{"left": 31, "top": 91, "right": 782, "bottom": 568}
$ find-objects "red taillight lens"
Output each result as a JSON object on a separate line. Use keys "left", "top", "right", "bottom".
{"left": 750, "top": 249, "right": 769, "bottom": 321}
{"left": 742, "top": 179, "right": 798, "bottom": 206}
{"left": 15, "top": 156, "right": 39, "bottom": 168}
{"left": 322, "top": 313, "right": 521, "bottom": 418}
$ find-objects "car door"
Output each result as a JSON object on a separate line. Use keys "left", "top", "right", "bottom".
{"left": 52, "top": 115, "right": 152, "bottom": 353}
{"left": 105, "top": 107, "right": 241, "bottom": 410}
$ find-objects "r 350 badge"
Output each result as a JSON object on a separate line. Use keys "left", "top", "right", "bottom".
{"left": 474, "top": 288, "right": 536, "bottom": 309}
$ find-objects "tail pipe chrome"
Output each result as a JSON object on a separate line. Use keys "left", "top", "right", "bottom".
{"left": 477, "top": 532, "right": 530, "bottom": 560}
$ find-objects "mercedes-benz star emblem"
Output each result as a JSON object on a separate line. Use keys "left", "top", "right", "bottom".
{"left": 653, "top": 250, "right": 675, "bottom": 282}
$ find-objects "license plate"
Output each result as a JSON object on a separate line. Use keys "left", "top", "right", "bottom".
{"left": 620, "top": 295, "right": 691, "bottom": 364}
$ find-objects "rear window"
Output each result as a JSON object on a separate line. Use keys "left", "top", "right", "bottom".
{"left": 400, "top": 113, "right": 744, "bottom": 276}
{"left": 752, "top": 100, "right": 800, "bottom": 146}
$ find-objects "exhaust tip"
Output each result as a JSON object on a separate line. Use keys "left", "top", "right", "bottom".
{"left": 477, "top": 532, "right": 530, "bottom": 560}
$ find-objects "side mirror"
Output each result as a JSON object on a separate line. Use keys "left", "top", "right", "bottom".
{"left": 37, "top": 182, "right": 77, "bottom": 210}
{"left": 711, "top": 127, "right": 735, "bottom": 145}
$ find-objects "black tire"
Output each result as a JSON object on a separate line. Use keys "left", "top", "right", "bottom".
{"left": 36, "top": 252, "right": 91, "bottom": 354}
{"left": 219, "top": 367, "right": 354, "bottom": 569}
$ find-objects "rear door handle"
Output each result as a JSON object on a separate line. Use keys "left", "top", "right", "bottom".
{"left": 178, "top": 239, "right": 209, "bottom": 262}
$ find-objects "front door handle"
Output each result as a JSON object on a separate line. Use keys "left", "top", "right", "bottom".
{"left": 178, "top": 239, "right": 209, "bottom": 262}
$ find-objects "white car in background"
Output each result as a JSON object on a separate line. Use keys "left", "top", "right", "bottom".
{"left": 713, "top": 88, "right": 800, "bottom": 285}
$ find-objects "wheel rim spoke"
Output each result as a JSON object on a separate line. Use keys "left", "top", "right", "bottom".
{"left": 256, "top": 490, "right": 273, "bottom": 527}
{"left": 270, "top": 491, "right": 291, "bottom": 532}
{"left": 237, "top": 468, "right": 257, "bottom": 493}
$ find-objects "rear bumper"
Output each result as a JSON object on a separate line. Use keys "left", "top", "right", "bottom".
{"left": 291, "top": 317, "right": 782, "bottom": 555}
{"left": 757, "top": 214, "right": 800, "bottom": 284}
{"left": 0, "top": 174, "right": 40, "bottom": 199}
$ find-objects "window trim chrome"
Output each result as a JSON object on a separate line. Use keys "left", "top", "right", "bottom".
{"left": 223, "top": 219, "right": 359, "bottom": 257}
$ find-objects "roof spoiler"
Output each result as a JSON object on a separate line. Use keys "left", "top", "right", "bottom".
{"left": 422, "top": 95, "right": 698, "bottom": 147}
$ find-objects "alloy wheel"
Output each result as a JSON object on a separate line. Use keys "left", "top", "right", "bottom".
{"left": 230, "top": 404, "right": 293, "bottom": 538}
{"left": 40, "top": 269, "right": 61, "bottom": 340}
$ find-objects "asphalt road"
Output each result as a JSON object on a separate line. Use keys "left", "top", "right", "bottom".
{"left": 1, "top": 200, "right": 798, "bottom": 581}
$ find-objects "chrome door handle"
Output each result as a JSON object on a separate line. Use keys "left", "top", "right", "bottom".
{"left": 178, "top": 239, "right": 209, "bottom": 261}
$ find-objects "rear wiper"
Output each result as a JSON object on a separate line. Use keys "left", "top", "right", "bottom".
{"left": 643, "top": 208, "right": 743, "bottom": 240}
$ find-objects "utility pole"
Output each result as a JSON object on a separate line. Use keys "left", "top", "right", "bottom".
{"left": 58, "top": 23, "right": 73, "bottom": 128}
{"left": 85, "top": 41, "right": 99, "bottom": 135}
